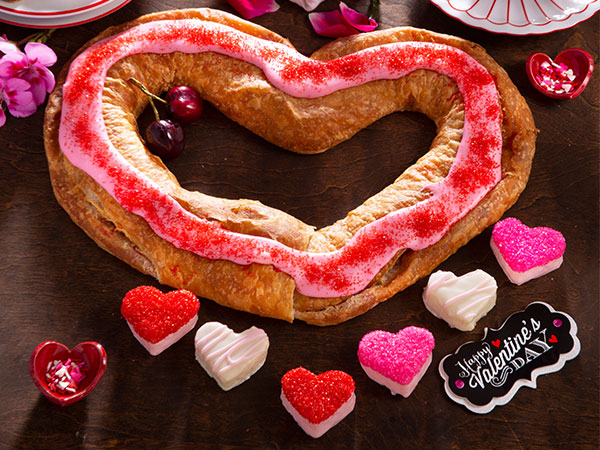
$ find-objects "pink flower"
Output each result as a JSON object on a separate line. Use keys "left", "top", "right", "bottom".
{"left": 226, "top": 0, "right": 280, "bottom": 19}
{"left": 309, "top": 2, "right": 378, "bottom": 37}
{"left": 0, "top": 42, "right": 56, "bottom": 106}
{"left": 0, "top": 77, "right": 36, "bottom": 127}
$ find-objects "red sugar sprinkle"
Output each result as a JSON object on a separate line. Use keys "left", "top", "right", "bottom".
{"left": 121, "top": 286, "right": 200, "bottom": 343}
{"left": 281, "top": 367, "right": 355, "bottom": 424}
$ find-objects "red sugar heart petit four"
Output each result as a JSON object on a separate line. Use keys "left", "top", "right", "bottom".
{"left": 281, "top": 367, "right": 356, "bottom": 438}
{"left": 121, "top": 286, "right": 200, "bottom": 355}
{"left": 30, "top": 341, "right": 107, "bottom": 407}
{"left": 358, "top": 326, "right": 435, "bottom": 397}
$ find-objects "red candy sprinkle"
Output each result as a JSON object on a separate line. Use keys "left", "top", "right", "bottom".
{"left": 121, "top": 286, "right": 200, "bottom": 343}
{"left": 281, "top": 367, "right": 355, "bottom": 424}
{"left": 45, "top": 358, "right": 87, "bottom": 394}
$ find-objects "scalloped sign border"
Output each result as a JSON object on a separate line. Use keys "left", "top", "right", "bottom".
{"left": 439, "top": 302, "right": 580, "bottom": 414}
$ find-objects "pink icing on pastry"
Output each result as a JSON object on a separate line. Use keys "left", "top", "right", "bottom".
{"left": 58, "top": 19, "right": 502, "bottom": 298}
{"left": 357, "top": 326, "right": 435, "bottom": 386}
{"left": 491, "top": 217, "right": 565, "bottom": 273}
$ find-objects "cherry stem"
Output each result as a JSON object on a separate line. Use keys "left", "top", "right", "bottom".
{"left": 128, "top": 77, "right": 167, "bottom": 121}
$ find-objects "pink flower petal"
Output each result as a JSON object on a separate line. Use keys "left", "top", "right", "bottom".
{"left": 309, "top": 10, "right": 359, "bottom": 38}
{"left": 0, "top": 108, "right": 6, "bottom": 127}
{"left": 24, "top": 42, "right": 57, "bottom": 67}
{"left": 339, "top": 2, "right": 378, "bottom": 32}
{"left": 226, "top": 0, "right": 279, "bottom": 19}
{"left": 27, "top": 77, "right": 48, "bottom": 106}
{"left": 10, "top": 101, "right": 37, "bottom": 118}
{"left": 4, "top": 76, "right": 30, "bottom": 93}
{"left": 0, "top": 36, "right": 19, "bottom": 55}
{"left": 1, "top": 77, "right": 35, "bottom": 117}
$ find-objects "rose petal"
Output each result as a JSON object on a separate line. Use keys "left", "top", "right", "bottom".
{"left": 308, "top": 10, "right": 359, "bottom": 38}
{"left": 288, "top": 0, "right": 325, "bottom": 12}
{"left": 0, "top": 108, "right": 6, "bottom": 127}
{"left": 24, "top": 42, "right": 57, "bottom": 66}
{"left": 226, "top": 0, "right": 279, "bottom": 19}
{"left": 339, "top": 2, "right": 378, "bottom": 32}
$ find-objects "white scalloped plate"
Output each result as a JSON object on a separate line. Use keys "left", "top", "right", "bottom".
{"left": 430, "top": 0, "right": 600, "bottom": 35}
{"left": 0, "top": 0, "right": 111, "bottom": 17}
{"left": 0, "top": 0, "right": 130, "bottom": 27}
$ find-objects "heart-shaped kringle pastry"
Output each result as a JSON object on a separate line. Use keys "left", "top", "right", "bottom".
{"left": 44, "top": 8, "right": 536, "bottom": 325}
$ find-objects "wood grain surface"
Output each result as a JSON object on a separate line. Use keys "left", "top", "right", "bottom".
{"left": 0, "top": 0, "right": 598, "bottom": 448}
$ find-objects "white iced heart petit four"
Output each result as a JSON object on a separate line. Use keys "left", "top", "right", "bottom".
{"left": 194, "top": 322, "right": 269, "bottom": 391}
{"left": 423, "top": 269, "right": 497, "bottom": 331}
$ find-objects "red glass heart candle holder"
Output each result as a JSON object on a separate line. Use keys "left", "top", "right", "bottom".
{"left": 30, "top": 341, "right": 107, "bottom": 406}
{"left": 526, "top": 49, "right": 594, "bottom": 100}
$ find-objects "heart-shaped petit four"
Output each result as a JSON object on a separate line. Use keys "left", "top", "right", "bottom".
{"left": 194, "top": 322, "right": 269, "bottom": 391}
{"left": 491, "top": 218, "right": 565, "bottom": 285}
{"left": 423, "top": 269, "right": 497, "bottom": 331}
{"left": 526, "top": 49, "right": 594, "bottom": 100}
{"left": 281, "top": 367, "right": 356, "bottom": 438}
{"left": 121, "top": 286, "right": 199, "bottom": 355}
{"left": 30, "top": 341, "right": 107, "bottom": 407}
{"left": 358, "top": 326, "right": 435, "bottom": 397}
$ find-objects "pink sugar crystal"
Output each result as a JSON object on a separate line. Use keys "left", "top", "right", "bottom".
{"left": 491, "top": 218, "right": 565, "bottom": 273}
{"left": 357, "top": 326, "right": 435, "bottom": 385}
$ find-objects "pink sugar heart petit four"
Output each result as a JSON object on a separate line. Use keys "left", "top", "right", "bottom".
{"left": 194, "top": 322, "right": 269, "bottom": 391}
{"left": 281, "top": 367, "right": 356, "bottom": 438}
{"left": 30, "top": 341, "right": 107, "bottom": 407}
{"left": 490, "top": 218, "right": 566, "bottom": 285}
{"left": 358, "top": 326, "right": 435, "bottom": 397}
{"left": 121, "top": 286, "right": 199, "bottom": 356}
{"left": 423, "top": 269, "right": 497, "bottom": 331}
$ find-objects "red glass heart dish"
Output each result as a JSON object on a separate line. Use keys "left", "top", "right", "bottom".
{"left": 526, "top": 49, "right": 594, "bottom": 100}
{"left": 30, "top": 341, "right": 107, "bottom": 406}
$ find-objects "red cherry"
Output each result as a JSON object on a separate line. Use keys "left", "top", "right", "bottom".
{"left": 166, "top": 86, "right": 203, "bottom": 124}
{"left": 145, "top": 119, "right": 185, "bottom": 160}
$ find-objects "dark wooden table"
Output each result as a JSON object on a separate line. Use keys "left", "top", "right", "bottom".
{"left": 1, "top": 0, "right": 598, "bottom": 448}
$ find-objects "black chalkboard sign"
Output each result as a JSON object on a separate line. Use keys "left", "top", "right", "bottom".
{"left": 439, "top": 302, "right": 580, "bottom": 414}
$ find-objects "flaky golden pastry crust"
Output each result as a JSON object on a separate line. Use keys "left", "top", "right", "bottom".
{"left": 44, "top": 9, "right": 536, "bottom": 325}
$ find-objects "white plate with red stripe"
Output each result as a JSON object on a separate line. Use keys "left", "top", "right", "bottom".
{"left": 429, "top": 0, "right": 600, "bottom": 35}
{"left": 0, "top": 0, "right": 131, "bottom": 28}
